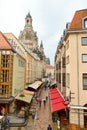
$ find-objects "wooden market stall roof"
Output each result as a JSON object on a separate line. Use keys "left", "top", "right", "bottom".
{"left": 28, "top": 81, "right": 42, "bottom": 90}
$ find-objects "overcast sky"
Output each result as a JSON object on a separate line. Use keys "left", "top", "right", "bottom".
{"left": 0, "top": 0, "right": 87, "bottom": 65}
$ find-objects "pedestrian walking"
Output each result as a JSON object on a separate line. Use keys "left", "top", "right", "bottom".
{"left": 47, "top": 124, "right": 52, "bottom": 130}
{"left": 43, "top": 98, "right": 46, "bottom": 106}
{"left": 38, "top": 99, "right": 42, "bottom": 107}
{"left": 46, "top": 95, "right": 48, "bottom": 100}
{"left": 45, "top": 85, "right": 47, "bottom": 90}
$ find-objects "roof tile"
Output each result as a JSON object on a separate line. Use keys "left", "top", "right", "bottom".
{"left": 46, "top": 64, "right": 54, "bottom": 69}
{"left": 0, "top": 31, "right": 14, "bottom": 50}
{"left": 69, "top": 9, "right": 87, "bottom": 30}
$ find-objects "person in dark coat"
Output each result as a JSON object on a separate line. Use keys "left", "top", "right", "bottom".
{"left": 47, "top": 124, "right": 52, "bottom": 130}
{"left": 43, "top": 98, "right": 46, "bottom": 106}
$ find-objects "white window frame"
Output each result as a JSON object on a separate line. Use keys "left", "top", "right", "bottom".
{"left": 82, "top": 16, "right": 87, "bottom": 29}
{"left": 82, "top": 54, "right": 87, "bottom": 62}
{"left": 82, "top": 37, "right": 87, "bottom": 45}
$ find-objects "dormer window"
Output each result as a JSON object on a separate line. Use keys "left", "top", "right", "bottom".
{"left": 82, "top": 17, "right": 87, "bottom": 28}
{"left": 84, "top": 18, "right": 87, "bottom": 28}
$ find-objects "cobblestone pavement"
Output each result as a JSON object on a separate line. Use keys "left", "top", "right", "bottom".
{"left": 25, "top": 87, "right": 57, "bottom": 130}
{"left": 32, "top": 88, "right": 53, "bottom": 130}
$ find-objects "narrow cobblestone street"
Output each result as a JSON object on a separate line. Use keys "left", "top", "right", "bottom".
{"left": 9, "top": 87, "right": 57, "bottom": 130}
{"left": 32, "top": 87, "right": 53, "bottom": 130}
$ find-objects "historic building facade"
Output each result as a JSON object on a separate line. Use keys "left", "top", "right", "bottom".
{"left": 0, "top": 13, "right": 46, "bottom": 114}
{"left": 18, "top": 12, "right": 46, "bottom": 61}
{"left": 18, "top": 12, "right": 46, "bottom": 78}
{"left": 19, "top": 12, "right": 38, "bottom": 51}
{"left": 0, "top": 32, "right": 26, "bottom": 113}
{"left": 4, "top": 32, "right": 44, "bottom": 84}
{"left": 55, "top": 9, "right": 87, "bottom": 128}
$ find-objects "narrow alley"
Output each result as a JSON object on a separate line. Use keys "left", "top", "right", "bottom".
{"left": 25, "top": 86, "right": 57, "bottom": 130}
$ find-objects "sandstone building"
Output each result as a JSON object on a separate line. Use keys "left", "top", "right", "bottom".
{"left": 55, "top": 9, "right": 87, "bottom": 128}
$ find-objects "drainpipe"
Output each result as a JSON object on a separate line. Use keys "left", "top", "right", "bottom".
{"left": 76, "top": 34, "right": 80, "bottom": 126}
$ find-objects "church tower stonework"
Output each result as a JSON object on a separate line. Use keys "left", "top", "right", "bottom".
{"left": 25, "top": 12, "right": 33, "bottom": 29}
{"left": 18, "top": 12, "right": 46, "bottom": 62}
{"left": 19, "top": 12, "right": 38, "bottom": 51}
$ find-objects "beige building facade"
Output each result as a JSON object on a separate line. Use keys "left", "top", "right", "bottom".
{"left": 4, "top": 33, "right": 44, "bottom": 85}
{"left": 18, "top": 12, "right": 46, "bottom": 80}
{"left": 55, "top": 9, "right": 87, "bottom": 128}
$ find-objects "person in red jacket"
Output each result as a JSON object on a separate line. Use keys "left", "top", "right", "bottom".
{"left": 38, "top": 99, "right": 42, "bottom": 107}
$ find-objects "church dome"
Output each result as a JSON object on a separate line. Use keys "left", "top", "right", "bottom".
{"left": 25, "top": 30, "right": 32, "bottom": 40}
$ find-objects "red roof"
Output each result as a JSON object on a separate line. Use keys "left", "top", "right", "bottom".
{"left": 46, "top": 64, "right": 54, "bottom": 69}
{"left": 0, "top": 31, "right": 14, "bottom": 50}
{"left": 49, "top": 88, "right": 68, "bottom": 112}
{"left": 69, "top": 9, "right": 87, "bottom": 30}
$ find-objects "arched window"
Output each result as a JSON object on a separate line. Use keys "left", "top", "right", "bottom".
{"left": 27, "top": 19, "right": 29, "bottom": 24}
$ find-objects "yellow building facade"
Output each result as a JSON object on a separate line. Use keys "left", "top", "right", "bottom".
{"left": 5, "top": 33, "right": 44, "bottom": 85}
{"left": 4, "top": 33, "right": 26, "bottom": 113}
